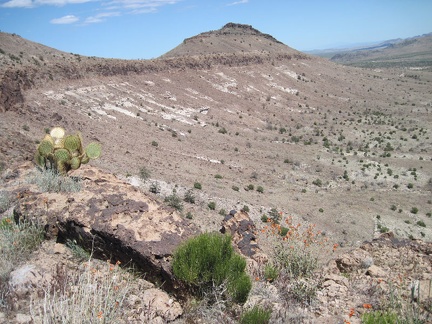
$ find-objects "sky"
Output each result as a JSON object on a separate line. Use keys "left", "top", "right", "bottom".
{"left": 1, "top": 0, "right": 432, "bottom": 59}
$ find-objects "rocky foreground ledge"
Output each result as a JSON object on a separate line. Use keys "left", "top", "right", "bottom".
{"left": 5, "top": 163, "right": 199, "bottom": 291}
{"left": 2, "top": 163, "right": 432, "bottom": 323}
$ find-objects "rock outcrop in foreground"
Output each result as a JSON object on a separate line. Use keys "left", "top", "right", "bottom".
{"left": 6, "top": 163, "right": 199, "bottom": 291}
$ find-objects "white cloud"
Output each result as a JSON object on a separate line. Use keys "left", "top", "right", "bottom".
{"left": 50, "top": 14, "right": 79, "bottom": 24}
{"left": 83, "top": 11, "right": 120, "bottom": 24}
{"left": 2, "top": 0, "right": 94, "bottom": 7}
{"left": 1, "top": 0, "right": 33, "bottom": 8}
{"left": 227, "top": 0, "right": 248, "bottom": 6}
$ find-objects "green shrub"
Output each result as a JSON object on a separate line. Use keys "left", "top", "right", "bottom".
{"left": 312, "top": 179, "right": 322, "bottom": 187}
{"left": 240, "top": 306, "right": 271, "bottom": 324}
{"left": 410, "top": 207, "right": 419, "bottom": 214}
{"left": 138, "top": 166, "right": 151, "bottom": 182}
{"left": 164, "top": 193, "right": 183, "bottom": 211}
{"left": 183, "top": 189, "right": 195, "bottom": 204}
{"left": 208, "top": 201, "right": 216, "bottom": 210}
{"left": 264, "top": 263, "right": 279, "bottom": 282}
{"left": 151, "top": 140, "right": 158, "bottom": 147}
{"left": 218, "top": 127, "right": 227, "bottom": 134}
{"left": 242, "top": 205, "right": 250, "bottom": 213}
{"left": 186, "top": 212, "right": 193, "bottom": 219}
{"left": 261, "top": 215, "right": 268, "bottom": 223}
{"left": 245, "top": 184, "right": 254, "bottom": 191}
{"left": 172, "top": 233, "right": 251, "bottom": 303}
{"left": 361, "top": 310, "right": 398, "bottom": 324}
{"left": 265, "top": 209, "right": 279, "bottom": 225}
{"left": 232, "top": 185, "right": 240, "bottom": 191}
{"left": 214, "top": 174, "right": 223, "bottom": 179}
{"left": 256, "top": 186, "right": 264, "bottom": 193}
{"left": 417, "top": 220, "right": 426, "bottom": 227}
{"left": 219, "top": 209, "right": 227, "bottom": 216}
{"left": 194, "top": 182, "right": 202, "bottom": 190}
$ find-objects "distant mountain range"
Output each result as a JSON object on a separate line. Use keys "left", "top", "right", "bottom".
{"left": 306, "top": 32, "right": 432, "bottom": 68}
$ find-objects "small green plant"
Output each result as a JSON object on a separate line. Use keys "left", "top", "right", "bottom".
{"left": 390, "top": 204, "right": 397, "bottom": 211}
{"left": 138, "top": 166, "right": 151, "bottom": 182}
{"left": 318, "top": 208, "right": 324, "bottom": 213}
{"left": 151, "top": 140, "right": 158, "bottom": 147}
{"left": 186, "top": 212, "right": 193, "bottom": 219}
{"left": 417, "top": 220, "right": 426, "bottom": 227}
{"left": 219, "top": 209, "right": 227, "bottom": 216}
{"left": 214, "top": 174, "right": 223, "bottom": 179}
{"left": 149, "top": 181, "right": 161, "bottom": 194}
{"left": 407, "top": 183, "right": 414, "bottom": 189}
{"left": 232, "top": 185, "right": 240, "bottom": 191}
{"left": 208, "top": 201, "right": 216, "bottom": 210}
{"left": 410, "top": 207, "right": 419, "bottom": 214}
{"left": 245, "top": 184, "right": 254, "bottom": 191}
{"left": 218, "top": 127, "right": 227, "bottom": 134}
{"left": 172, "top": 232, "right": 251, "bottom": 303}
{"left": 268, "top": 208, "right": 281, "bottom": 223}
{"left": 361, "top": 310, "right": 398, "bottom": 324}
{"left": 312, "top": 179, "right": 322, "bottom": 187}
{"left": 164, "top": 193, "right": 183, "bottom": 211}
{"left": 256, "top": 186, "right": 264, "bottom": 193}
{"left": 242, "top": 205, "right": 250, "bottom": 213}
{"left": 264, "top": 264, "right": 279, "bottom": 282}
{"left": 66, "top": 239, "right": 91, "bottom": 261}
{"left": 261, "top": 215, "right": 268, "bottom": 223}
{"left": 240, "top": 306, "right": 272, "bottom": 324}
{"left": 183, "top": 189, "right": 196, "bottom": 204}
{"left": 194, "top": 182, "right": 202, "bottom": 190}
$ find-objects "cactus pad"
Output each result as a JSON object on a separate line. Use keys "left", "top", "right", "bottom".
{"left": 34, "top": 151, "right": 45, "bottom": 167}
{"left": 70, "top": 157, "right": 81, "bottom": 170}
{"left": 64, "top": 135, "right": 82, "bottom": 152}
{"left": 54, "top": 148, "right": 71, "bottom": 162}
{"left": 85, "top": 142, "right": 101, "bottom": 159}
{"left": 81, "top": 153, "right": 90, "bottom": 164}
{"left": 38, "top": 140, "right": 54, "bottom": 157}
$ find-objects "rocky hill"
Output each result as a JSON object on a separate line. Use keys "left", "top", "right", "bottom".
{"left": 0, "top": 22, "right": 432, "bottom": 323}
{"left": 161, "top": 22, "right": 298, "bottom": 58}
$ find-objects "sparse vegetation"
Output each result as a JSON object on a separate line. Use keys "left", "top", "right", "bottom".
{"left": 208, "top": 201, "right": 216, "bottom": 210}
{"left": 172, "top": 232, "right": 251, "bottom": 303}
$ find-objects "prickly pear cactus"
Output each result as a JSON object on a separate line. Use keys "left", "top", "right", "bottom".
{"left": 35, "top": 127, "right": 101, "bottom": 175}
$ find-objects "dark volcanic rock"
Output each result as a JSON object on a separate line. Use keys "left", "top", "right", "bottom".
{"left": 8, "top": 163, "right": 199, "bottom": 292}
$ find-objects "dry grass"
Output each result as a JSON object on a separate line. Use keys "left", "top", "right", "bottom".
{"left": 30, "top": 260, "right": 132, "bottom": 323}
{"left": 0, "top": 217, "right": 44, "bottom": 309}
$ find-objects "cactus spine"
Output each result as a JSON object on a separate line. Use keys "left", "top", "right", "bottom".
{"left": 35, "top": 127, "right": 101, "bottom": 175}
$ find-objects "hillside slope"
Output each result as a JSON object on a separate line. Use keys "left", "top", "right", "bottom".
{"left": 0, "top": 24, "right": 431, "bottom": 248}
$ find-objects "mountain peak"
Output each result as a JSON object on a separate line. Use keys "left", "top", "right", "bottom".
{"left": 161, "top": 22, "right": 294, "bottom": 58}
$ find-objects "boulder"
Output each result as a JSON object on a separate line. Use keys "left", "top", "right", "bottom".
{"left": 9, "top": 164, "right": 199, "bottom": 292}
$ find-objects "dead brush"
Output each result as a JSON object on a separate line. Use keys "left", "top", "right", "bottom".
{"left": 260, "top": 215, "right": 332, "bottom": 306}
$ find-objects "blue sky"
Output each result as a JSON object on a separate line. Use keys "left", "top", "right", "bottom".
{"left": 1, "top": 0, "right": 432, "bottom": 59}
